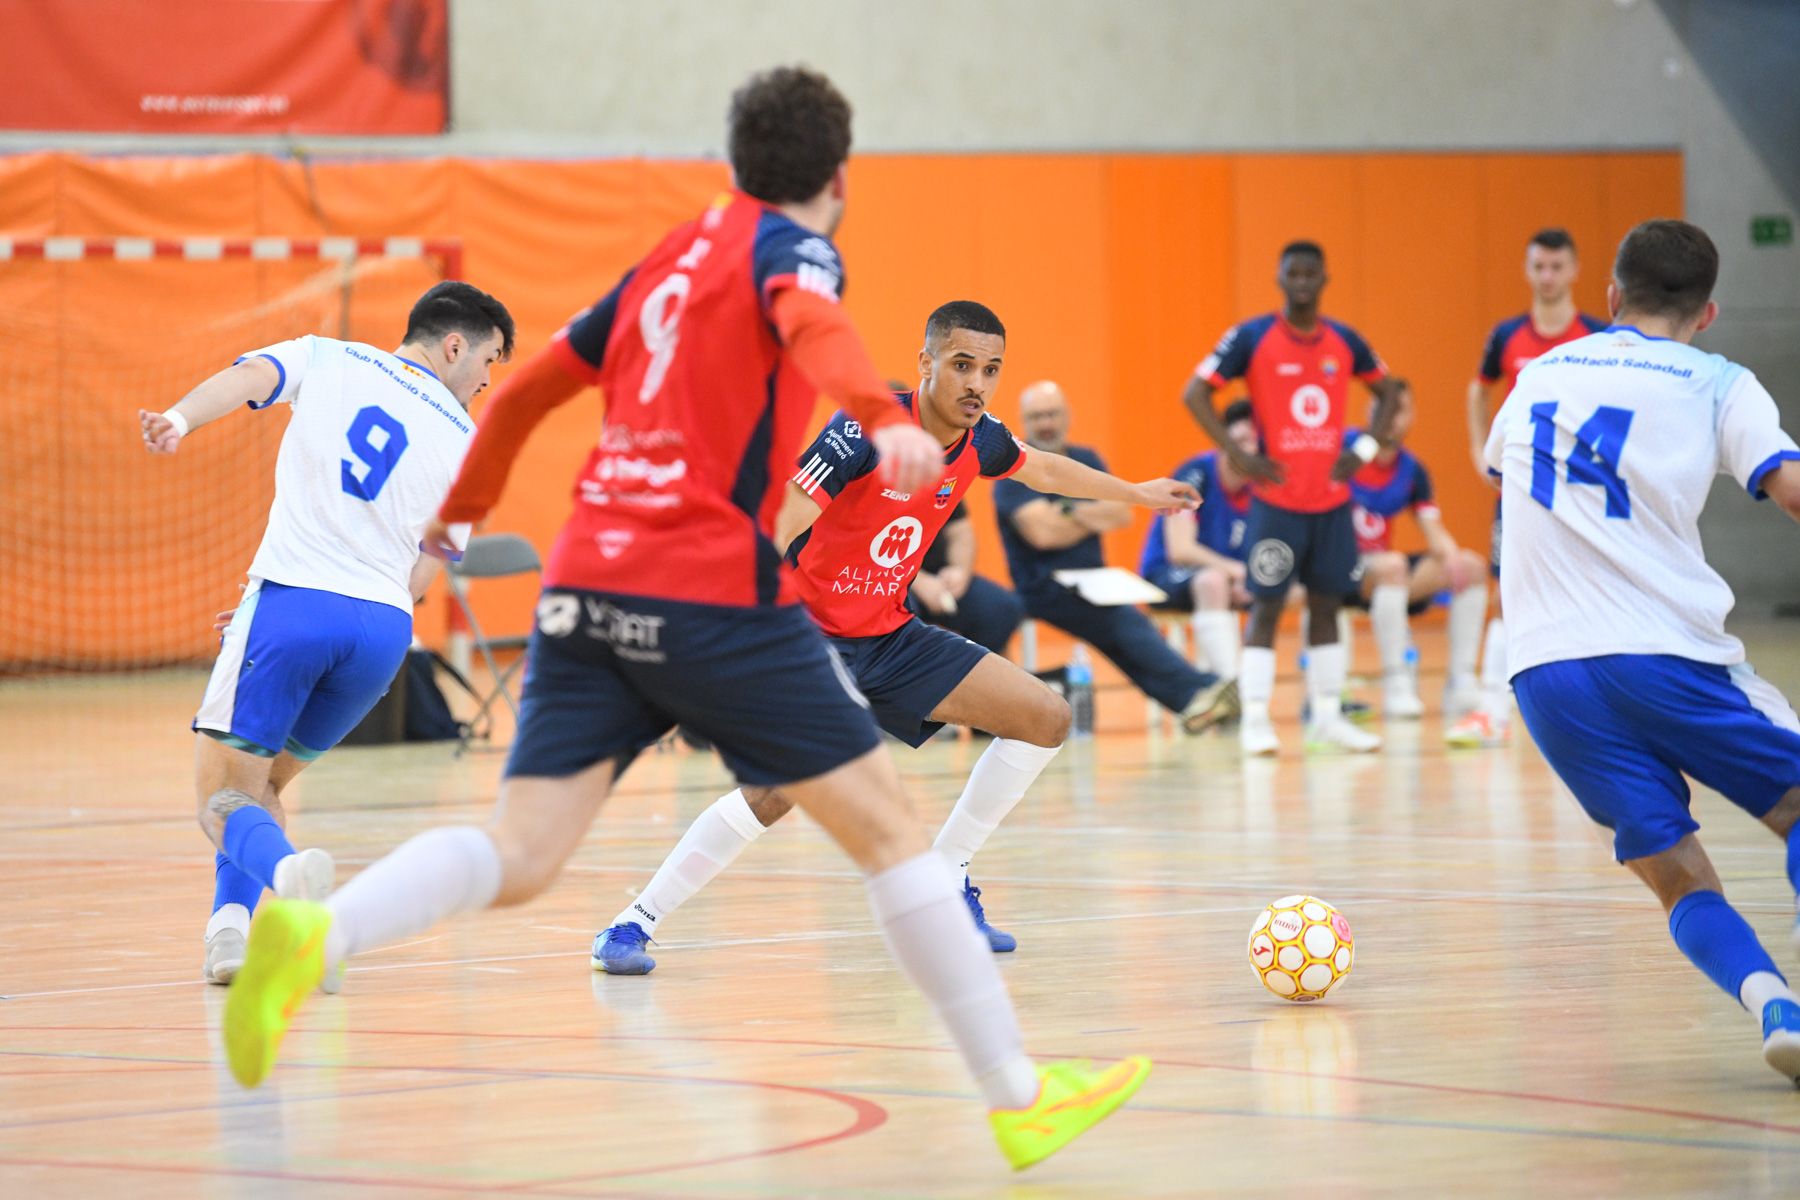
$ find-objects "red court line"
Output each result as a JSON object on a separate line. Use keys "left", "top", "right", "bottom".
{"left": 0, "top": 1158, "right": 693, "bottom": 1200}
{"left": 17, "top": 1021, "right": 1799, "bottom": 1139}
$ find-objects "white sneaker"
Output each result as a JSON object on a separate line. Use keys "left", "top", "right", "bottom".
{"left": 1443, "top": 681, "right": 1483, "bottom": 721}
{"left": 1306, "top": 716, "right": 1382, "bottom": 754}
{"left": 1446, "top": 710, "right": 1509, "bottom": 748}
{"left": 1240, "top": 713, "right": 1281, "bottom": 757}
{"left": 204, "top": 903, "right": 250, "bottom": 985}
{"left": 273, "top": 847, "right": 335, "bottom": 901}
{"left": 1382, "top": 676, "right": 1424, "bottom": 720}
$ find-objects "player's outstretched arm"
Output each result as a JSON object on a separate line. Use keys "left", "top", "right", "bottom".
{"left": 1014, "top": 452, "right": 1198, "bottom": 515}
{"left": 425, "top": 343, "right": 588, "bottom": 556}
{"left": 138, "top": 358, "right": 280, "bottom": 454}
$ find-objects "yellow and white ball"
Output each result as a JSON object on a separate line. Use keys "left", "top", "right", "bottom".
{"left": 1248, "top": 895, "right": 1354, "bottom": 1002}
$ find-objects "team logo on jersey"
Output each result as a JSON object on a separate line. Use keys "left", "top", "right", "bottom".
{"left": 1320, "top": 356, "right": 1340, "bottom": 379}
{"left": 933, "top": 477, "right": 957, "bottom": 508}
{"left": 597, "top": 530, "right": 633, "bottom": 560}
{"left": 536, "top": 593, "right": 580, "bottom": 638}
{"left": 1290, "top": 384, "right": 1330, "bottom": 429}
{"left": 1353, "top": 507, "right": 1387, "bottom": 545}
{"left": 881, "top": 488, "right": 913, "bottom": 501}
{"left": 870, "top": 517, "right": 924, "bottom": 568}
{"left": 841, "top": 420, "right": 862, "bottom": 440}
{"left": 1248, "top": 538, "right": 1296, "bottom": 587}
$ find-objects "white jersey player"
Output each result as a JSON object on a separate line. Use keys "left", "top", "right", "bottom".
{"left": 1485, "top": 220, "right": 1800, "bottom": 1085}
{"left": 137, "top": 281, "right": 514, "bottom": 985}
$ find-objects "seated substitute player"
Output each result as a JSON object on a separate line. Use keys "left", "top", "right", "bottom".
{"left": 995, "top": 381, "right": 1239, "bottom": 730}
{"left": 907, "top": 500, "right": 1026, "bottom": 658}
{"left": 1456, "top": 227, "right": 1608, "bottom": 748}
{"left": 591, "top": 300, "right": 1209, "bottom": 975}
{"left": 1488, "top": 218, "right": 1800, "bottom": 1083}
{"left": 1139, "top": 397, "right": 1257, "bottom": 682}
{"left": 1343, "top": 387, "right": 1487, "bottom": 720}
{"left": 222, "top": 67, "right": 1148, "bottom": 1169}
{"left": 137, "top": 281, "right": 514, "bottom": 985}
{"left": 1182, "top": 239, "right": 1406, "bottom": 757}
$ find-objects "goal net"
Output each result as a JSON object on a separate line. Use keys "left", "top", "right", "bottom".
{"left": 0, "top": 237, "right": 458, "bottom": 672}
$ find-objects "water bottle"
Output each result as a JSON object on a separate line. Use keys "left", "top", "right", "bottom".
{"left": 1066, "top": 643, "right": 1095, "bottom": 738}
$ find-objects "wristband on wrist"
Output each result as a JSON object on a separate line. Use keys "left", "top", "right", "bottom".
{"left": 163, "top": 409, "right": 191, "bottom": 439}
{"left": 1352, "top": 433, "right": 1379, "bottom": 463}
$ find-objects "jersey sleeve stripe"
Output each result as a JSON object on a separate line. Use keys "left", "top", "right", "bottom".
{"left": 1747, "top": 449, "right": 1800, "bottom": 499}
{"left": 235, "top": 353, "right": 286, "bottom": 409}
{"left": 794, "top": 454, "right": 835, "bottom": 498}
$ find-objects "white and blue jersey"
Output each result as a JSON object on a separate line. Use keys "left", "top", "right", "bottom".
{"left": 194, "top": 336, "right": 473, "bottom": 756}
{"left": 1487, "top": 324, "right": 1800, "bottom": 861}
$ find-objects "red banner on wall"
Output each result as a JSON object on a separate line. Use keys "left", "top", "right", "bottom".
{"left": 0, "top": 0, "right": 447, "bottom": 135}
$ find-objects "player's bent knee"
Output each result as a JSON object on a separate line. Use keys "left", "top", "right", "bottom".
{"left": 199, "top": 787, "right": 263, "bottom": 840}
{"left": 1366, "top": 553, "right": 1408, "bottom": 588}
{"left": 1455, "top": 550, "right": 1488, "bottom": 591}
{"left": 1195, "top": 569, "right": 1231, "bottom": 610}
{"left": 1030, "top": 692, "right": 1073, "bottom": 747}
{"left": 744, "top": 786, "right": 795, "bottom": 827}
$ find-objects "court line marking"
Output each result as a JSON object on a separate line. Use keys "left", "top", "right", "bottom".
{"left": 0, "top": 1047, "right": 886, "bottom": 1193}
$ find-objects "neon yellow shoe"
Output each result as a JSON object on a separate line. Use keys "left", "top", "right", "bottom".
{"left": 989, "top": 1056, "right": 1152, "bottom": 1170}
{"left": 223, "top": 898, "right": 330, "bottom": 1088}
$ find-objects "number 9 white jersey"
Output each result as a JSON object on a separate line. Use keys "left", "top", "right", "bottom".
{"left": 238, "top": 336, "right": 474, "bottom": 612}
{"left": 1485, "top": 325, "right": 1800, "bottom": 677}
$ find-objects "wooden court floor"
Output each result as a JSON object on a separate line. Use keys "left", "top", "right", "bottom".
{"left": 5, "top": 623, "right": 1800, "bottom": 1197}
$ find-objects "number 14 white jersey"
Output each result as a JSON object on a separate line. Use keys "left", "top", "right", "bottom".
{"left": 239, "top": 336, "right": 473, "bottom": 613}
{"left": 1485, "top": 325, "right": 1799, "bottom": 677}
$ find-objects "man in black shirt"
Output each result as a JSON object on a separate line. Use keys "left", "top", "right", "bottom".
{"left": 993, "top": 382, "right": 1237, "bottom": 732}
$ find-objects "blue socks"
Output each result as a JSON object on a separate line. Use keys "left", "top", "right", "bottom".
{"left": 1669, "top": 889, "right": 1780, "bottom": 1006}
{"left": 212, "top": 852, "right": 263, "bottom": 915}
{"left": 219, "top": 805, "right": 296, "bottom": 897}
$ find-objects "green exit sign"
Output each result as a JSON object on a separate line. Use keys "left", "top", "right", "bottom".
{"left": 1751, "top": 214, "right": 1793, "bottom": 246}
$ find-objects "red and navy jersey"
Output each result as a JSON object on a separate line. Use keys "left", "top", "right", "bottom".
{"left": 789, "top": 394, "right": 1026, "bottom": 638}
{"left": 1346, "top": 430, "right": 1438, "bottom": 554}
{"left": 542, "top": 192, "right": 850, "bottom": 606}
{"left": 1138, "top": 450, "right": 1251, "bottom": 577}
{"left": 1478, "top": 312, "right": 1607, "bottom": 398}
{"left": 1198, "top": 313, "right": 1386, "bottom": 514}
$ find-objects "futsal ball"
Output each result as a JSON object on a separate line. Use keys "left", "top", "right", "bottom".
{"left": 1248, "top": 895, "right": 1354, "bottom": 1002}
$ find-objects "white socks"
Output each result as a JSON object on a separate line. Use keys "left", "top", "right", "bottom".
{"left": 1241, "top": 646, "right": 1276, "bottom": 721}
{"left": 1447, "top": 584, "right": 1488, "bottom": 691}
{"left": 1306, "top": 642, "right": 1347, "bottom": 727}
{"left": 1369, "top": 585, "right": 1409, "bottom": 679}
{"left": 1741, "top": 970, "right": 1800, "bottom": 1014}
{"left": 934, "top": 739, "right": 1060, "bottom": 874}
{"left": 325, "top": 825, "right": 503, "bottom": 967}
{"left": 1480, "top": 617, "right": 1510, "bottom": 712}
{"left": 1191, "top": 610, "right": 1240, "bottom": 680}
{"left": 612, "top": 789, "right": 768, "bottom": 933}
{"left": 207, "top": 902, "right": 249, "bottom": 940}
{"left": 866, "top": 852, "right": 1038, "bottom": 1110}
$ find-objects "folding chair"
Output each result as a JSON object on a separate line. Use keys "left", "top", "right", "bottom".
{"left": 445, "top": 532, "right": 541, "bottom": 754}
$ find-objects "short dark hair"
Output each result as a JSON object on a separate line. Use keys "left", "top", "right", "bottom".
{"left": 1222, "top": 398, "right": 1254, "bottom": 427}
{"left": 924, "top": 300, "right": 1006, "bottom": 352}
{"left": 1613, "top": 219, "right": 1718, "bottom": 321}
{"left": 1529, "top": 227, "right": 1576, "bottom": 254}
{"left": 1279, "top": 240, "right": 1324, "bottom": 265}
{"left": 404, "top": 281, "right": 515, "bottom": 358}
{"left": 728, "top": 66, "right": 852, "bottom": 205}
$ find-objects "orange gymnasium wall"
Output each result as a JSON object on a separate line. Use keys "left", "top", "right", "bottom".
{"left": 0, "top": 150, "right": 1680, "bottom": 665}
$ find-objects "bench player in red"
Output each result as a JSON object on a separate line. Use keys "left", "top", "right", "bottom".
{"left": 221, "top": 67, "right": 1149, "bottom": 1170}
{"left": 1182, "top": 240, "right": 1407, "bottom": 756}
{"left": 591, "top": 299, "right": 1218, "bottom": 974}
{"left": 1454, "top": 227, "right": 1607, "bottom": 747}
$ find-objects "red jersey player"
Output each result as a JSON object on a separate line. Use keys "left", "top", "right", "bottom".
{"left": 1453, "top": 227, "right": 1606, "bottom": 748}
{"left": 591, "top": 300, "right": 1222, "bottom": 973}
{"left": 222, "top": 67, "right": 1148, "bottom": 1171}
{"left": 1182, "top": 240, "right": 1406, "bottom": 757}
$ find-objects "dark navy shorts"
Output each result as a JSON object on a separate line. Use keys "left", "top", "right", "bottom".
{"left": 505, "top": 590, "right": 882, "bottom": 787}
{"left": 1242, "top": 499, "right": 1359, "bottom": 599}
{"left": 829, "top": 617, "right": 990, "bottom": 748}
{"left": 194, "top": 579, "right": 412, "bottom": 758}
{"left": 1514, "top": 654, "right": 1800, "bottom": 862}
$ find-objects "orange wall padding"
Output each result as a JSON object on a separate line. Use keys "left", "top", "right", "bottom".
{"left": 0, "top": 149, "right": 1680, "bottom": 666}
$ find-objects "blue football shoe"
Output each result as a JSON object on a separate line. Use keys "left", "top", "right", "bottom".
{"left": 591, "top": 922, "right": 656, "bottom": 975}
{"left": 963, "top": 876, "right": 1017, "bottom": 953}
